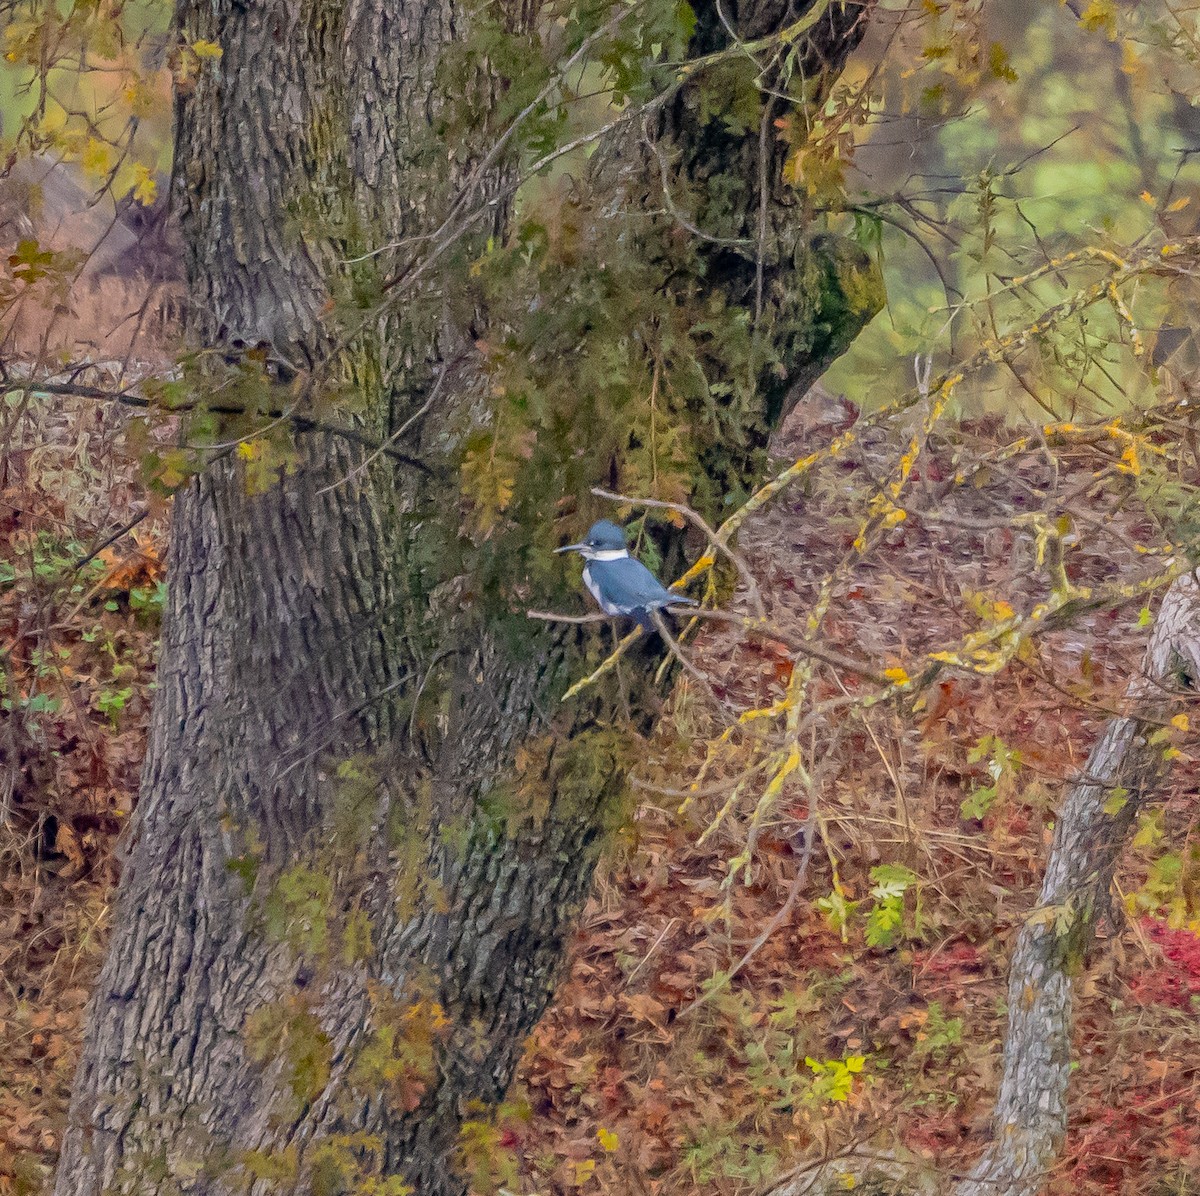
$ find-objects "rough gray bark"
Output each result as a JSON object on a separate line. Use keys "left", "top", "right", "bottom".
{"left": 55, "top": 2, "right": 881, "bottom": 1193}
{"left": 957, "top": 569, "right": 1200, "bottom": 1196}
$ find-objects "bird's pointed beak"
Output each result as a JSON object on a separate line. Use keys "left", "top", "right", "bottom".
{"left": 554, "top": 542, "right": 586, "bottom": 554}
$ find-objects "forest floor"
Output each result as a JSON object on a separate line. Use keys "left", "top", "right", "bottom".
{"left": 3, "top": 371, "right": 1200, "bottom": 1196}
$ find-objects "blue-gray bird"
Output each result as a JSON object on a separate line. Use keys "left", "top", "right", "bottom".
{"left": 556, "top": 520, "right": 696, "bottom": 632}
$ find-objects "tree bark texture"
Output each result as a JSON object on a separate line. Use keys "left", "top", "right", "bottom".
{"left": 957, "top": 570, "right": 1200, "bottom": 1196}
{"left": 55, "top": 2, "right": 880, "bottom": 1194}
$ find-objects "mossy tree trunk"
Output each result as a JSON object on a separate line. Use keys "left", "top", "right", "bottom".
{"left": 55, "top": 2, "right": 881, "bottom": 1193}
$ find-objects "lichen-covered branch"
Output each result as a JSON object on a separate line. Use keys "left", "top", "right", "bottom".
{"left": 957, "top": 568, "right": 1200, "bottom": 1196}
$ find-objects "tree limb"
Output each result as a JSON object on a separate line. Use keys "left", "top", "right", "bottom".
{"left": 957, "top": 568, "right": 1200, "bottom": 1196}
{"left": 0, "top": 374, "right": 434, "bottom": 473}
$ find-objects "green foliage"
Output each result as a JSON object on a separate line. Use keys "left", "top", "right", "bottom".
{"left": 1103, "top": 786, "right": 1131, "bottom": 817}
{"left": 347, "top": 987, "right": 449, "bottom": 1115}
{"left": 459, "top": 188, "right": 881, "bottom": 621}
{"left": 129, "top": 581, "right": 167, "bottom": 618}
{"left": 1129, "top": 827, "right": 1200, "bottom": 927}
{"left": 441, "top": 0, "right": 695, "bottom": 152}
{"left": 909, "top": 1002, "right": 964, "bottom": 1069}
{"left": 7, "top": 238, "right": 68, "bottom": 286}
{"left": 244, "top": 999, "right": 333, "bottom": 1107}
{"left": 0, "top": 0, "right": 172, "bottom": 191}
{"left": 865, "top": 864, "right": 920, "bottom": 949}
{"left": 672, "top": 975, "right": 864, "bottom": 1185}
{"left": 804, "top": 1053, "right": 868, "bottom": 1104}
{"left": 341, "top": 907, "right": 374, "bottom": 965}
{"left": 239, "top": 1145, "right": 299, "bottom": 1185}
{"left": 679, "top": 1132, "right": 779, "bottom": 1187}
{"left": 816, "top": 886, "right": 858, "bottom": 941}
{"left": 456, "top": 1115, "right": 522, "bottom": 1194}
{"left": 330, "top": 756, "right": 381, "bottom": 857}
{"left": 428, "top": 0, "right": 885, "bottom": 624}
{"left": 961, "top": 734, "right": 1022, "bottom": 820}
{"left": 94, "top": 685, "right": 133, "bottom": 727}
{"left": 309, "top": 1133, "right": 413, "bottom": 1196}
{"left": 263, "top": 866, "right": 333, "bottom": 958}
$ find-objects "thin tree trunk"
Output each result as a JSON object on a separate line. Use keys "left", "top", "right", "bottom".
{"left": 957, "top": 570, "right": 1200, "bottom": 1196}
{"left": 55, "top": 2, "right": 881, "bottom": 1193}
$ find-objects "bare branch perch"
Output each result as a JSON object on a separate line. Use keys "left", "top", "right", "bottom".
{"left": 591, "top": 485, "right": 767, "bottom": 619}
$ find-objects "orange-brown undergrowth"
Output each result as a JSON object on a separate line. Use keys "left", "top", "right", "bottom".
{"left": 2, "top": 392, "right": 1199, "bottom": 1195}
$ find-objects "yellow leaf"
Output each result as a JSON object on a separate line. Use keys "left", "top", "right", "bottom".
{"left": 131, "top": 163, "right": 157, "bottom": 206}
{"left": 597, "top": 1128, "right": 619, "bottom": 1152}
{"left": 81, "top": 137, "right": 115, "bottom": 181}
{"left": 191, "top": 39, "right": 223, "bottom": 58}
{"left": 1079, "top": 0, "right": 1116, "bottom": 37}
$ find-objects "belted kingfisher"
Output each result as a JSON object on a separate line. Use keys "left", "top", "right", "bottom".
{"left": 556, "top": 520, "right": 697, "bottom": 632}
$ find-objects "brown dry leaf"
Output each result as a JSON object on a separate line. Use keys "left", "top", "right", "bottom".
{"left": 54, "top": 824, "right": 86, "bottom": 879}
{"left": 621, "top": 993, "right": 667, "bottom": 1027}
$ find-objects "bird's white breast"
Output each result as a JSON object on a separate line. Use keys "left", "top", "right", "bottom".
{"left": 582, "top": 563, "right": 623, "bottom": 615}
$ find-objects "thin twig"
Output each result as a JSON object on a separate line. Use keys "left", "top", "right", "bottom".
{"left": 527, "top": 604, "right": 890, "bottom": 684}
{"left": 526, "top": 609, "right": 610, "bottom": 624}
{"left": 681, "top": 606, "right": 893, "bottom": 685}
{"left": 678, "top": 803, "right": 818, "bottom": 1019}
{"left": 1, "top": 374, "right": 433, "bottom": 474}
{"left": 74, "top": 507, "right": 153, "bottom": 571}
{"left": 650, "top": 608, "right": 734, "bottom": 723}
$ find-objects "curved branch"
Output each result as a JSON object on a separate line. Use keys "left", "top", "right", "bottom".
{"left": 0, "top": 375, "right": 434, "bottom": 473}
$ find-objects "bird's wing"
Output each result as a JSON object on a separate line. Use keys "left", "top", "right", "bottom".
{"left": 590, "top": 558, "right": 688, "bottom": 609}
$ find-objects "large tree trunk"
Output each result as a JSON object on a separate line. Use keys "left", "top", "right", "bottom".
{"left": 55, "top": 2, "right": 880, "bottom": 1193}
{"left": 957, "top": 570, "right": 1200, "bottom": 1196}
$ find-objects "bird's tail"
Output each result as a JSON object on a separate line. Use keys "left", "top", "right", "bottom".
{"left": 636, "top": 596, "right": 697, "bottom": 632}
{"left": 634, "top": 609, "right": 658, "bottom": 633}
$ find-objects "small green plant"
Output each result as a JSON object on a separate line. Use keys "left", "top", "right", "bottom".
{"left": 804, "top": 1053, "right": 868, "bottom": 1103}
{"left": 262, "top": 866, "right": 333, "bottom": 956}
{"left": 816, "top": 886, "right": 858, "bottom": 940}
{"left": 129, "top": 581, "right": 167, "bottom": 617}
{"left": 95, "top": 686, "right": 134, "bottom": 727}
{"left": 865, "top": 863, "right": 920, "bottom": 948}
{"left": 961, "top": 733, "right": 1022, "bottom": 819}
{"left": 911, "top": 1001, "right": 964, "bottom": 1068}
{"left": 0, "top": 690, "right": 62, "bottom": 717}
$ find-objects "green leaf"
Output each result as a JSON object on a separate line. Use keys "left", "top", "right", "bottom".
{"left": 1102, "top": 786, "right": 1129, "bottom": 816}
{"left": 960, "top": 784, "right": 997, "bottom": 821}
